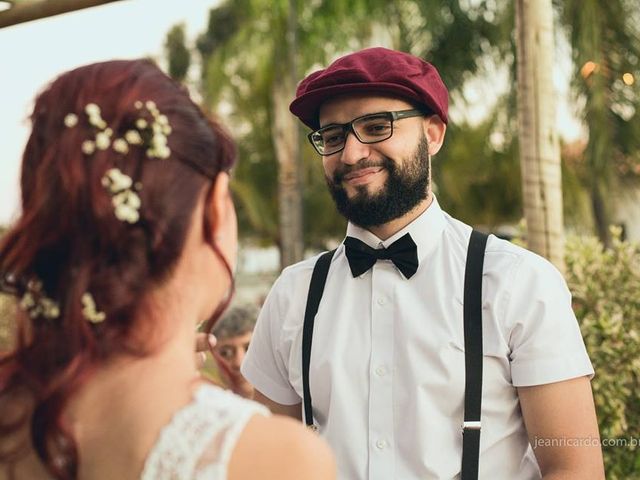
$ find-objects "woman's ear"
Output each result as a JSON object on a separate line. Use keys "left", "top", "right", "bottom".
{"left": 204, "top": 172, "right": 231, "bottom": 241}
{"left": 423, "top": 115, "right": 447, "bottom": 156}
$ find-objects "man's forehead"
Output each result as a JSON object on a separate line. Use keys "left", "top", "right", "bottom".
{"left": 318, "top": 94, "right": 416, "bottom": 126}
{"left": 216, "top": 330, "right": 253, "bottom": 346}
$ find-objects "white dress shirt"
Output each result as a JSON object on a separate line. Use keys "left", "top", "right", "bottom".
{"left": 241, "top": 196, "right": 594, "bottom": 480}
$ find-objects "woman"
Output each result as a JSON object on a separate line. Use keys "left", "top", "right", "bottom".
{"left": 0, "top": 60, "right": 335, "bottom": 480}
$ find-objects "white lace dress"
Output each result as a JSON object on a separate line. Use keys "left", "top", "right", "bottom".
{"left": 140, "top": 384, "right": 269, "bottom": 480}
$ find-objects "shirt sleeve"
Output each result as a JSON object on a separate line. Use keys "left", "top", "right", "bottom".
{"left": 241, "top": 274, "right": 302, "bottom": 405}
{"left": 504, "top": 251, "right": 594, "bottom": 387}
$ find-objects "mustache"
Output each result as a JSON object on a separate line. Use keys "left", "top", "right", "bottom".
{"left": 332, "top": 158, "right": 391, "bottom": 183}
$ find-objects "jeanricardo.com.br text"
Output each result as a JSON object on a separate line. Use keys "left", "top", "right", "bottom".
{"left": 533, "top": 436, "right": 639, "bottom": 449}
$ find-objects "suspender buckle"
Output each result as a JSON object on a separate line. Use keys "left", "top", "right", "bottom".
{"left": 462, "top": 421, "right": 481, "bottom": 431}
{"left": 307, "top": 424, "right": 319, "bottom": 433}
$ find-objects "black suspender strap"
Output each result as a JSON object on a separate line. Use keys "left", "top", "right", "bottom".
{"left": 461, "top": 230, "right": 489, "bottom": 480}
{"left": 302, "top": 249, "right": 336, "bottom": 430}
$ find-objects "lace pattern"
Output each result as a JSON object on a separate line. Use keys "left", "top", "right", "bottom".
{"left": 140, "top": 384, "right": 269, "bottom": 480}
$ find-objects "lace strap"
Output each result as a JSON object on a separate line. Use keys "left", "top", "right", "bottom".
{"left": 140, "top": 384, "right": 269, "bottom": 480}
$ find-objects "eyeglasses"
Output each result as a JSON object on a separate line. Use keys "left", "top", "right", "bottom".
{"left": 307, "top": 109, "right": 428, "bottom": 156}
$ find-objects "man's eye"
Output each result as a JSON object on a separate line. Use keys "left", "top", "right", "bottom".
{"left": 218, "top": 347, "right": 234, "bottom": 359}
{"left": 322, "top": 130, "right": 345, "bottom": 146}
{"left": 362, "top": 121, "right": 391, "bottom": 136}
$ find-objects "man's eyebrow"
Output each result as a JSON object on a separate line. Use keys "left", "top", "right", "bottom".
{"left": 318, "top": 121, "right": 346, "bottom": 129}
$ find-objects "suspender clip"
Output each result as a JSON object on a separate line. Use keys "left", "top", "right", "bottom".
{"left": 462, "top": 421, "right": 481, "bottom": 431}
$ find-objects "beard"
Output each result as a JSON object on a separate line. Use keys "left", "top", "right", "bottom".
{"left": 325, "top": 134, "right": 430, "bottom": 228}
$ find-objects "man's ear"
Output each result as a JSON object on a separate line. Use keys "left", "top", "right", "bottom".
{"left": 204, "top": 172, "right": 231, "bottom": 241}
{"left": 423, "top": 115, "right": 447, "bottom": 156}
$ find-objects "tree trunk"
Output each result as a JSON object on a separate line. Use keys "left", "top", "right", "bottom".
{"left": 590, "top": 181, "right": 611, "bottom": 247}
{"left": 271, "top": 0, "right": 303, "bottom": 269}
{"left": 515, "top": 0, "right": 565, "bottom": 272}
{"left": 0, "top": 0, "right": 123, "bottom": 29}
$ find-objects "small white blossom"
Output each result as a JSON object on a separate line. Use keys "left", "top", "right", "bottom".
{"left": 134, "top": 101, "right": 143, "bottom": 109}
{"left": 136, "top": 119, "right": 148, "bottom": 130}
{"left": 82, "top": 140, "right": 96, "bottom": 155}
{"left": 82, "top": 293, "right": 106, "bottom": 324}
{"left": 125, "top": 130, "right": 142, "bottom": 145}
{"left": 103, "top": 168, "right": 133, "bottom": 192}
{"left": 20, "top": 292, "right": 36, "bottom": 310}
{"left": 64, "top": 113, "right": 78, "bottom": 128}
{"left": 113, "top": 190, "right": 141, "bottom": 223}
{"left": 95, "top": 132, "right": 111, "bottom": 150}
{"left": 145, "top": 100, "right": 157, "bottom": 112}
{"left": 85, "top": 103, "right": 100, "bottom": 116}
{"left": 113, "top": 138, "right": 129, "bottom": 154}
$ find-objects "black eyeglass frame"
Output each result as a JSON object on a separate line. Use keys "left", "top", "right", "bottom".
{"left": 307, "top": 108, "right": 428, "bottom": 156}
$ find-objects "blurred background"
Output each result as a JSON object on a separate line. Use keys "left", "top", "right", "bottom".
{"left": 0, "top": 1, "right": 639, "bottom": 477}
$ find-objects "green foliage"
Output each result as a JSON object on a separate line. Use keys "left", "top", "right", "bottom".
{"left": 164, "top": 23, "right": 191, "bottom": 82}
{"left": 565, "top": 230, "right": 640, "bottom": 478}
{"left": 436, "top": 99, "right": 522, "bottom": 228}
{"left": 555, "top": 0, "right": 640, "bottom": 243}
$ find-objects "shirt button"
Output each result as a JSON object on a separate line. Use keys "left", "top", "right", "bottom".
{"left": 376, "top": 297, "right": 385, "bottom": 306}
{"left": 376, "top": 440, "right": 387, "bottom": 449}
{"left": 375, "top": 366, "right": 387, "bottom": 376}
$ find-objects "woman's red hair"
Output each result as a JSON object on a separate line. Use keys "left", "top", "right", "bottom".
{"left": 0, "top": 59, "right": 236, "bottom": 479}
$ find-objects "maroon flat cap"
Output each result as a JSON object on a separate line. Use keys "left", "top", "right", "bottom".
{"left": 290, "top": 47, "right": 449, "bottom": 129}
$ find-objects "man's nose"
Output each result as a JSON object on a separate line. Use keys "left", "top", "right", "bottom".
{"left": 232, "top": 349, "right": 246, "bottom": 368}
{"left": 339, "top": 131, "right": 371, "bottom": 165}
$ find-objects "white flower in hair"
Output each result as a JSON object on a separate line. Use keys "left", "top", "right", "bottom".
{"left": 112, "top": 190, "right": 141, "bottom": 224}
{"left": 113, "top": 138, "right": 129, "bottom": 154}
{"left": 102, "top": 168, "right": 133, "bottom": 193}
{"left": 95, "top": 132, "right": 111, "bottom": 150}
{"left": 40, "top": 298, "right": 61, "bottom": 319}
{"left": 75, "top": 99, "right": 175, "bottom": 225}
{"left": 82, "top": 293, "right": 106, "bottom": 324}
{"left": 82, "top": 140, "right": 96, "bottom": 155}
{"left": 64, "top": 113, "right": 78, "bottom": 128}
{"left": 19, "top": 281, "right": 60, "bottom": 320}
{"left": 86, "top": 103, "right": 107, "bottom": 129}
{"left": 125, "top": 130, "right": 143, "bottom": 145}
{"left": 145, "top": 100, "right": 157, "bottom": 112}
{"left": 85, "top": 103, "right": 100, "bottom": 116}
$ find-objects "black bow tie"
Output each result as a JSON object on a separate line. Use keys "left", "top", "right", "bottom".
{"left": 343, "top": 233, "right": 419, "bottom": 279}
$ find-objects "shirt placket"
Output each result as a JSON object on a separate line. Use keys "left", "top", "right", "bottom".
{"left": 367, "top": 259, "right": 395, "bottom": 480}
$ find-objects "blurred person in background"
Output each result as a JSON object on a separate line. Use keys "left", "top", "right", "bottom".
{"left": 212, "top": 302, "right": 259, "bottom": 399}
{"left": 0, "top": 59, "right": 334, "bottom": 480}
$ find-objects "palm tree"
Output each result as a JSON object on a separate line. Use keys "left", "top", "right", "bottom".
{"left": 555, "top": 0, "right": 640, "bottom": 245}
{"left": 515, "top": 0, "right": 565, "bottom": 270}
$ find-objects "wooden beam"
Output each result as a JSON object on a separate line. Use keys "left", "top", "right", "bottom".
{"left": 0, "top": 0, "right": 124, "bottom": 29}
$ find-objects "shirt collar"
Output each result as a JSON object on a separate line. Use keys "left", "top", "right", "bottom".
{"left": 344, "top": 195, "right": 447, "bottom": 266}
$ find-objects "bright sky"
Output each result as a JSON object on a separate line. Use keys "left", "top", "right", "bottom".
{"left": 0, "top": 0, "right": 219, "bottom": 225}
{"left": 0, "top": 1, "right": 584, "bottom": 226}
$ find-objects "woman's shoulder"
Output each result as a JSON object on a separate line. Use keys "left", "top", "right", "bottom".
{"left": 228, "top": 414, "right": 336, "bottom": 480}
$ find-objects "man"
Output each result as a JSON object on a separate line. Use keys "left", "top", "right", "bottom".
{"left": 241, "top": 47, "right": 604, "bottom": 479}
{"left": 212, "top": 302, "right": 259, "bottom": 399}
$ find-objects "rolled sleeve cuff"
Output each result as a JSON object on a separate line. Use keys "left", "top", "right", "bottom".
{"left": 511, "top": 353, "right": 595, "bottom": 387}
{"left": 241, "top": 358, "right": 302, "bottom": 405}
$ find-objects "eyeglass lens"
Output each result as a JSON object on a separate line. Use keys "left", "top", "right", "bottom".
{"left": 312, "top": 112, "right": 394, "bottom": 155}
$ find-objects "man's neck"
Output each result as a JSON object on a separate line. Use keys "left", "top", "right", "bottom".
{"left": 366, "top": 193, "right": 433, "bottom": 241}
